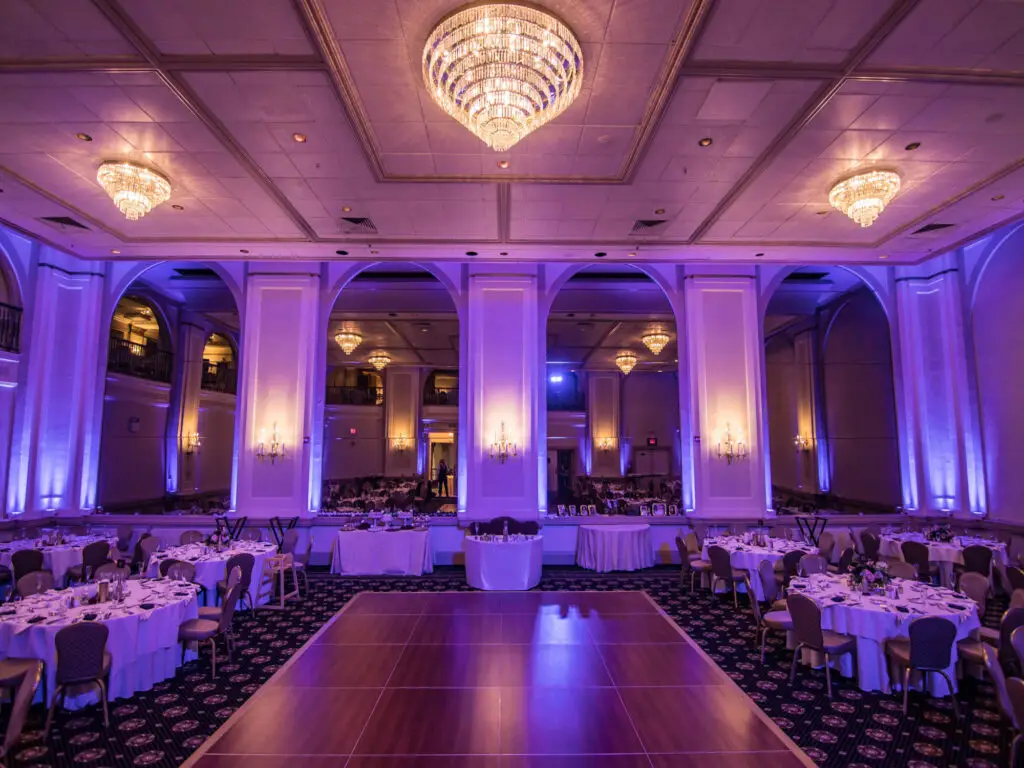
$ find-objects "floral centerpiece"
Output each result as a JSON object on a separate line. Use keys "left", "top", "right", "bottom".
{"left": 926, "top": 525, "right": 954, "bottom": 543}
{"left": 206, "top": 529, "right": 230, "bottom": 550}
{"left": 849, "top": 560, "right": 890, "bottom": 592}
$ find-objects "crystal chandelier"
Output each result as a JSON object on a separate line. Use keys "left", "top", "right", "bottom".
{"left": 334, "top": 330, "right": 362, "bottom": 355}
{"left": 615, "top": 351, "right": 637, "bottom": 376}
{"left": 422, "top": 3, "right": 584, "bottom": 152}
{"left": 367, "top": 351, "right": 391, "bottom": 371}
{"left": 641, "top": 329, "right": 670, "bottom": 356}
{"left": 96, "top": 161, "right": 171, "bottom": 221}
{"left": 828, "top": 170, "right": 901, "bottom": 227}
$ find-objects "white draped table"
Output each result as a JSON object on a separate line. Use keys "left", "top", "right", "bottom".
{"left": 879, "top": 533, "right": 1008, "bottom": 586}
{"left": 0, "top": 535, "right": 114, "bottom": 584}
{"left": 464, "top": 535, "right": 543, "bottom": 591}
{"left": 147, "top": 540, "right": 279, "bottom": 607}
{"left": 331, "top": 528, "right": 433, "bottom": 576}
{"left": 789, "top": 573, "right": 980, "bottom": 696}
{"left": 576, "top": 524, "right": 654, "bottom": 573}
{"left": 0, "top": 579, "right": 200, "bottom": 707}
{"left": 702, "top": 537, "right": 809, "bottom": 600}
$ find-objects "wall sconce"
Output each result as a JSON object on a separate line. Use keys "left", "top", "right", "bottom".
{"left": 392, "top": 433, "right": 409, "bottom": 452}
{"left": 256, "top": 423, "right": 284, "bottom": 464}
{"left": 490, "top": 422, "right": 517, "bottom": 464}
{"left": 794, "top": 434, "right": 811, "bottom": 452}
{"left": 716, "top": 423, "right": 747, "bottom": 464}
{"left": 598, "top": 437, "right": 614, "bottom": 452}
{"left": 184, "top": 431, "right": 200, "bottom": 456}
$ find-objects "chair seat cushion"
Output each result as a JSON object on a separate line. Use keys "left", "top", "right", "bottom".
{"left": 822, "top": 630, "right": 857, "bottom": 654}
{"left": 771, "top": 598, "right": 788, "bottom": 612}
{"left": 0, "top": 657, "right": 41, "bottom": 686}
{"left": 178, "top": 618, "right": 220, "bottom": 641}
{"left": 957, "top": 638, "right": 986, "bottom": 665}
{"left": 978, "top": 626, "right": 1000, "bottom": 644}
{"left": 764, "top": 610, "right": 793, "bottom": 630}
{"left": 686, "top": 552, "right": 704, "bottom": 563}
{"left": 722, "top": 568, "right": 748, "bottom": 581}
{"left": 885, "top": 636, "right": 911, "bottom": 666}
{"left": 198, "top": 606, "right": 222, "bottom": 620}
{"left": 689, "top": 559, "right": 712, "bottom": 571}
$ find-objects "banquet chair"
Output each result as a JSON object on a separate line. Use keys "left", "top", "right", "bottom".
{"left": 281, "top": 529, "right": 311, "bottom": 598}
{"left": 178, "top": 579, "right": 243, "bottom": 680}
{"left": 44, "top": 622, "right": 111, "bottom": 734}
{"left": 131, "top": 534, "right": 159, "bottom": 574}
{"left": 16, "top": 571, "right": 54, "bottom": 598}
{"left": 777, "top": 549, "right": 807, "bottom": 590}
{"left": 167, "top": 561, "right": 197, "bottom": 584}
{"left": 201, "top": 566, "right": 240, "bottom": 620}
{"left": 675, "top": 536, "right": 711, "bottom": 592}
{"left": 0, "top": 657, "right": 45, "bottom": 724}
{"left": 757, "top": 560, "right": 788, "bottom": 612}
{"left": 748, "top": 582, "right": 793, "bottom": 664}
{"left": 10, "top": 550, "right": 43, "bottom": 584}
{"left": 217, "top": 553, "right": 255, "bottom": 610}
{"left": 901, "top": 541, "right": 939, "bottom": 582}
{"left": 180, "top": 530, "right": 204, "bottom": 546}
{"left": 1012, "top": 589, "right": 1024, "bottom": 611}
{"left": 66, "top": 540, "right": 113, "bottom": 585}
{"left": 799, "top": 554, "right": 829, "bottom": 576}
{"left": 817, "top": 532, "right": 835, "bottom": 563}
{"left": 1008, "top": 567, "right": 1024, "bottom": 594}
{"left": 960, "top": 545, "right": 994, "bottom": 575}
{"left": 959, "top": 571, "right": 990, "bottom": 617}
{"left": 0, "top": 659, "right": 41, "bottom": 768}
{"left": 1012, "top": 627, "right": 1024, "bottom": 675}
{"left": 888, "top": 561, "right": 918, "bottom": 580}
{"left": 707, "top": 545, "right": 748, "bottom": 609}
{"left": 829, "top": 548, "right": 856, "bottom": 575}
{"left": 1007, "top": 677, "right": 1024, "bottom": 768}
{"left": 860, "top": 531, "right": 881, "bottom": 562}
{"left": 960, "top": 607, "right": 1024, "bottom": 673}
{"left": 884, "top": 616, "right": 960, "bottom": 718}
{"left": 683, "top": 532, "right": 704, "bottom": 563}
{"left": 114, "top": 525, "right": 134, "bottom": 558}
{"left": 788, "top": 592, "right": 857, "bottom": 698}
{"left": 94, "top": 563, "right": 130, "bottom": 581}
{"left": 982, "top": 644, "right": 1017, "bottom": 732}
{"left": 158, "top": 558, "right": 185, "bottom": 577}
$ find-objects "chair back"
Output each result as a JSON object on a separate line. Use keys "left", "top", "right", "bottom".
{"left": 860, "top": 531, "right": 881, "bottom": 561}
{"left": 0, "top": 659, "right": 41, "bottom": 759}
{"left": 94, "top": 562, "right": 130, "bottom": 581}
{"left": 167, "top": 561, "right": 197, "bottom": 582}
{"left": 787, "top": 593, "right": 824, "bottom": 650}
{"left": 758, "top": 559, "right": 779, "bottom": 603}
{"left": 138, "top": 536, "right": 160, "bottom": 570}
{"left": 115, "top": 525, "right": 133, "bottom": 551}
{"left": 781, "top": 549, "right": 806, "bottom": 579}
{"left": 961, "top": 545, "right": 993, "bottom": 575}
{"left": 999, "top": 607, "right": 1024, "bottom": 670}
{"left": 224, "top": 553, "right": 255, "bottom": 590}
{"left": 887, "top": 561, "right": 917, "bottom": 580}
{"left": 684, "top": 532, "right": 699, "bottom": 556}
{"left": 835, "top": 547, "right": 855, "bottom": 573}
{"left": 800, "top": 554, "right": 828, "bottom": 576}
{"left": 281, "top": 529, "right": 300, "bottom": 555}
{"left": 1011, "top": 589, "right": 1024, "bottom": 610}
{"left": 81, "top": 540, "right": 112, "bottom": 571}
{"left": 1012, "top": 627, "right": 1024, "bottom": 676}
{"left": 983, "top": 643, "right": 1016, "bottom": 727}
{"left": 748, "top": 581, "right": 764, "bottom": 626}
{"left": 674, "top": 537, "right": 690, "bottom": 574}
{"left": 1007, "top": 566, "right": 1024, "bottom": 593}
{"left": 817, "top": 532, "right": 835, "bottom": 561}
{"left": 707, "top": 545, "right": 734, "bottom": 580}
{"left": 54, "top": 622, "right": 109, "bottom": 685}
{"left": 10, "top": 549, "right": 43, "bottom": 582}
{"left": 1008, "top": 678, "right": 1024, "bottom": 736}
{"left": 16, "top": 570, "right": 53, "bottom": 597}
{"left": 958, "top": 571, "right": 989, "bottom": 613}
{"left": 158, "top": 558, "right": 183, "bottom": 577}
{"left": 907, "top": 616, "right": 957, "bottom": 671}
{"left": 225, "top": 565, "right": 242, "bottom": 592}
{"left": 901, "top": 540, "right": 930, "bottom": 577}
{"left": 218, "top": 579, "right": 244, "bottom": 632}
{"left": 180, "top": 530, "right": 204, "bottom": 546}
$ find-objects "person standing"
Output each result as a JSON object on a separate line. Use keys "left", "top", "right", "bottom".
{"left": 437, "top": 459, "right": 450, "bottom": 497}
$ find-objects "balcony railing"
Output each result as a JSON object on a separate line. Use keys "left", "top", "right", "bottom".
{"left": 0, "top": 302, "right": 21, "bottom": 353}
{"left": 202, "top": 361, "right": 237, "bottom": 395}
{"left": 107, "top": 337, "right": 173, "bottom": 383}
{"left": 327, "top": 385, "right": 384, "bottom": 406}
{"left": 424, "top": 387, "right": 458, "bottom": 406}
{"left": 548, "top": 390, "right": 586, "bottom": 411}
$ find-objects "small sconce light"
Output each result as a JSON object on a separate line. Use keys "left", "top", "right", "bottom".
{"left": 256, "top": 423, "right": 284, "bottom": 464}
{"left": 794, "top": 434, "right": 811, "bottom": 452}
{"left": 717, "top": 423, "right": 748, "bottom": 465}
{"left": 184, "top": 431, "right": 201, "bottom": 456}
{"left": 392, "top": 433, "right": 409, "bottom": 452}
{"left": 598, "top": 437, "right": 614, "bottom": 452}
{"left": 490, "top": 422, "right": 517, "bottom": 464}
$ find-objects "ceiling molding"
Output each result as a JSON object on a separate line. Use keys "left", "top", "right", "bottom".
{"left": 0, "top": 165, "right": 126, "bottom": 239}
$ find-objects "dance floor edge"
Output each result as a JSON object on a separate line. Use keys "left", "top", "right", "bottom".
{"left": 182, "top": 590, "right": 813, "bottom": 768}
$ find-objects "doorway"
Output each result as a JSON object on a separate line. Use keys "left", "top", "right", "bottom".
{"left": 429, "top": 436, "right": 456, "bottom": 497}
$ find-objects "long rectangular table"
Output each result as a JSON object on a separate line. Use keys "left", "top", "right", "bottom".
{"left": 330, "top": 528, "right": 433, "bottom": 576}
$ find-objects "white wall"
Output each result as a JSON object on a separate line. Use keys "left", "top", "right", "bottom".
{"left": 323, "top": 406, "right": 385, "bottom": 479}
{"left": 98, "top": 375, "right": 170, "bottom": 506}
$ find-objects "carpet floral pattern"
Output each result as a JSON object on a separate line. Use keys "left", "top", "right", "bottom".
{"left": 2, "top": 567, "right": 1015, "bottom": 768}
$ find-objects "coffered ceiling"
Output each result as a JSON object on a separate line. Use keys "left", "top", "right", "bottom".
{"left": 1, "top": 0, "right": 1023, "bottom": 265}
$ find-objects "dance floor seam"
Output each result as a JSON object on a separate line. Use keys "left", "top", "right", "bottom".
{"left": 186, "top": 590, "right": 813, "bottom": 767}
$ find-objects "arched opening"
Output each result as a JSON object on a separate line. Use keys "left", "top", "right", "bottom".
{"left": 0, "top": 251, "right": 21, "bottom": 353}
{"left": 763, "top": 266, "right": 900, "bottom": 513}
{"left": 545, "top": 264, "right": 681, "bottom": 513}
{"left": 97, "top": 262, "right": 240, "bottom": 512}
{"left": 320, "top": 263, "right": 460, "bottom": 515}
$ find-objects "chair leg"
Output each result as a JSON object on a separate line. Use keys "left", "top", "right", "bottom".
{"left": 902, "top": 666, "right": 911, "bottom": 715}
{"left": 824, "top": 653, "right": 833, "bottom": 699}
{"left": 97, "top": 679, "right": 109, "bottom": 727}
{"left": 209, "top": 638, "right": 217, "bottom": 680}
{"left": 44, "top": 686, "right": 63, "bottom": 735}
{"left": 760, "top": 628, "right": 768, "bottom": 664}
{"left": 937, "top": 670, "right": 961, "bottom": 720}
{"left": 732, "top": 582, "right": 738, "bottom": 609}
{"left": 790, "top": 643, "right": 804, "bottom": 684}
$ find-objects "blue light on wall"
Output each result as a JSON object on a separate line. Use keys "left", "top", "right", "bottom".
{"left": 549, "top": 373, "right": 563, "bottom": 384}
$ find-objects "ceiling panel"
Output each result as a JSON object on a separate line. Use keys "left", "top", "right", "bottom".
{"left": 0, "top": 0, "right": 135, "bottom": 57}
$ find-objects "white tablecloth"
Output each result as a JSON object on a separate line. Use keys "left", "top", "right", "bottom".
{"left": 789, "top": 574, "right": 980, "bottom": 696}
{"left": 331, "top": 528, "right": 433, "bottom": 575}
{"left": 879, "top": 534, "right": 1008, "bottom": 586}
{"left": 0, "top": 579, "right": 199, "bottom": 707}
{"left": 576, "top": 524, "right": 654, "bottom": 573}
{"left": 702, "top": 537, "right": 807, "bottom": 601}
{"left": 464, "top": 535, "right": 543, "bottom": 591}
{"left": 148, "top": 541, "right": 279, "bottom": 607}
{"left": 0, "top": 536, "right": 113, "bottom": 584}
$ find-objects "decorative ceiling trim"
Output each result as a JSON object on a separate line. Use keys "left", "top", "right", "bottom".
{"left": 0, "top": 165, "right": 126, "bottom": 238}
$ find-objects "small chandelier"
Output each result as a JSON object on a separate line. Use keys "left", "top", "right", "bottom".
{"left": 490, "top": 421, "right": 517, "bottom": 464}
{"left": 641, "top": 329, "right": 670, "bottom": 356}
{"left": 422, "top": 3, "right": 584, "bottom": 152}
{"left": 367, "top": 351, "right": 391, "bottom": 371}
{"left": 615, "top": 351, "right": 637, "bottom": 376}
{"left": 256, "top": 423, "right": 284, "bottom": 464}
{"left": 828, "top": 170, "right": 901, "bottom": 227}
{"left": 717, "top": 423, "right": 748, "bottom": 465}
{"left": 334, "top": 330, "right": 362, "bottom": 355}
{"left": 184, "top": 431, "right": 201, "bottom": 456}
{"left": 794, "top": 434, "right": 811, "bottom": 452}
{"left": 96, "top": 161, "right": 171, "bottom": 221}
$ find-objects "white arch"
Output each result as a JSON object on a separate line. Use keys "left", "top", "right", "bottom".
{"left": 0, "top": 229, "right": 28, "bottom": 308}
{"left": 541, "top": 262, "right": 681, "bottom": 318}
{"left": 969, "top": 221, "right": 1024, "bottom": 309}
{"left": 759, "top": 264, "right": 894, "bottom": 323}
{"left": 326, "top": 260, "right": 464, "bottom": 321}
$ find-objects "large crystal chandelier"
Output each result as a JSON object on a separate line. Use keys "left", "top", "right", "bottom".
{"left": 615, "top": 351, "right": 637, "bottom": 376}
{"left": 828, "top": 170, "right": 901, "bottom": 227}
{"left": 367, "top": 351, "right": 391, "bottom": 371}
{"left": 96, "top": 161, "right": 171, "bottom": 221}
{"left": 641, "top": 329, "right": 670, "bottom": 356}
{"left": 334, "top": 330, "right": 362, "bottom": 355}
{"left": 422, "top": 3, "right": 584, "bottom": 152}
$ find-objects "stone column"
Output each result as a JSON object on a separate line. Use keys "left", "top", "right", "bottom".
{"left": 588, "top": 372, "right": 621, "bottom": 477}
{"left": 383, "top": 366, "right": 421, "bottom": 478}
{"left": 166, "top": 318, "right": 208, "bottom": 496}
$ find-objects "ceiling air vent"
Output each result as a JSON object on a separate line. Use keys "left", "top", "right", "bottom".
{"left": 38, "top": 215, "right": 89, "bottom": 231}
{"left": 911, "top": 222, "right": 954, "bottom": 235}
{"left": 172, "top": 267, "right": 220, "bottom": 279}
{"left": 630, "top": 219, "right": 667, "bottom": 235}
{"left": 782, "top": 272, "right": 829, "bottom": 283}
{"left": 339, "top": 216, "right": 378, "bottom": 236}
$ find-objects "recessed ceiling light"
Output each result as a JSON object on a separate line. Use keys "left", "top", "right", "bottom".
{"left": 754, "top": 252, "right": 764, "bottom": 258}
{"left": 594, "top": 252, "right": 607, "bottom": 258}
{"left": 292, "top": 133, "right": 307, "bottom": 143}
{"left": 992, "top": 194, "right": 1005, "bottom": 201}
{"left": 465, "top": 251, "right": 478, "bottom": 256}
{"left": 341, "top": 206, "right": 351, "bottom": 213}
{"left": 336, "top": 250, "right": 349, "bottom": 255}
{"left": 878, "top": 254, "right": 889, "bottom": 260}
{"left": 654, "top": 208, "right": 665, "bottom": 215}
{"left": 76, "top": 132, "right": 93, "bottom": 142}
{"left": 239, "top": 249, "right": 249, "bottom": 254}
{"left": 596, "top": 134, "right": 611, "bottom": 144}
{"left": 698, "top": 137, "right": 713, "bottom": 147}
{"left": 171, "top": 204, "right": 184, "bottom": 211}
{"left": 497, "top": 160, "right": 510, "bottom": 169}
{"left": 905, "top": 142, "right": 921, "bottom": 151}
{"left": 110, "top": 249, "right": 120, "bottom": 254}
{"left": 816, "top": 210, "right": 829, "bottom": 216}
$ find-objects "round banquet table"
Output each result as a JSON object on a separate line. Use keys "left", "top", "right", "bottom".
{"left": 789, "top": 573, "right": 981, "bottom": 696}
{"left": 331, "top": 527, "right": 434, "bottom": 575}
{"left": 0, "top": 536, "right": 114, "bottom": 584}
{"left": 148, "top": 540, "right": 279, "bottom": 607}
{"left": 576, "top": 524, "right": 654, "bottom": 573}
{"left": 0, "top": 578, "right": 200, "bottom": 707}
{"left": 701, "top": 537, "right": 809, "bottom": 600}
{"left": 464, "top": 535, "right": 543, "bottom": 591}
{"left": 879, "top": 533, "right": 1008, "bottom": 586}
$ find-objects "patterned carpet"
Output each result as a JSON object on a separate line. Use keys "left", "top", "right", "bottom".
{"left": 3, "top": 567, "right": 1015, "bottom": 768}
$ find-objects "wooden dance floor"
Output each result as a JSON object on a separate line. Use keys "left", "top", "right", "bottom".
{"left": 186, "top": 591, "right": 811, "bottom": 767}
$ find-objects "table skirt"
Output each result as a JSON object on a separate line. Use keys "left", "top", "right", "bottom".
{"left": 576, "top": 525, "right": 654, "bottom": 573}
{"left": 465, "top": 537, "right": 543, "bottom": 591}
{"left": 331, "top": 529, "right": 434, "bottom": 576}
